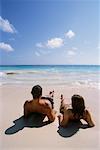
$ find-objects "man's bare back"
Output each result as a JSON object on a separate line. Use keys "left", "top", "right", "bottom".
{"left": 24, "top": 85, "right": 56, "bottom": 122}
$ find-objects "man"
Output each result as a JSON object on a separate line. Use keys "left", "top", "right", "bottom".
{"left": 24, "top": 85, "right": 56, "bottom": 122}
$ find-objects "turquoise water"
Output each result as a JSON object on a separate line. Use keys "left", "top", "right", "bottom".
{"left": 0, "top": 65, "right": 100, "bottom": 88}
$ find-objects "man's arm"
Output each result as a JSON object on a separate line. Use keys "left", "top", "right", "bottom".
{"left": 47, "top": 108, "right": 57, "bottom": 122}
{"left": 41, "top": 100, "right": 56, "bottom": 122}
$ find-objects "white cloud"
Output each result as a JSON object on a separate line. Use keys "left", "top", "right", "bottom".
{"left": 35, "top": 51, "right": 41, "bottom": 57}
{"left": 63, "top": 48, "right": 77, "bottom": 59}
{"left": 0, "top": 16, "right": 16, "bottom": 33}
{"left": 65, "top": 30, "right": 75, "bottom": 39}
{"left": 98, "top": 46, "right": 100, "bottom": 49}
{"left": 36, "top": 42, "right": 44, "bottom": 48}
{"left": 97, "top": 44, "right": 100, "bottom": 49}
{"left": 36, "top": 37, "right": 64, "bottom": 49}
{"left": 67, "top": 50, "right": 76, "bottom": 56}
{"left": 46, "top": 38, "right": 63, "bottom": 48}
{"left": 39, "top": 49, "right": 50, "bottom": 55}
{"left": 0, "top": 42, "right": 14, "bottom": 51}
{"left": 35, "top": 49, "right": 50, "bottom": 57}
{"left": 72, "top": 47, "right": 78, "bottom": 50}
{"left": 36, "top": 30, "right": 75, "bottom": 50}
{"left": 65, "top": 46, "right": 78, "bottom": 56}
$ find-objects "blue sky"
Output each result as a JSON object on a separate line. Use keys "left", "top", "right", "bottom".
{"left": 0, "top": 0, "right": 99, "bottom": 65}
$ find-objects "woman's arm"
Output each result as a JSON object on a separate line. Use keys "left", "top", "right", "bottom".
{"left": 83, "top": 110, "right": 95, "bottom": 127}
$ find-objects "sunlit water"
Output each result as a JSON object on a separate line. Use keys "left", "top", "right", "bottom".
{"left": 0, "top": 65, "right": 100, "bottom": 89}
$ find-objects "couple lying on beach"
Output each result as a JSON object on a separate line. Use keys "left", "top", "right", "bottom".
{"left": 24, "top": 85, "right": 95, "bottom": 128}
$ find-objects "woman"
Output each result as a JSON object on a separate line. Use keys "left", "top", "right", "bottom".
{"left": 58, "top": 94, "right": 95, "bottom": 128}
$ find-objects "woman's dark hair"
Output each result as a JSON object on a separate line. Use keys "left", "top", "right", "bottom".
{"left": 71, "top": 95, "right": 85, "bottom": 117}
{"left": 31, "top": 85, "right": 42, "bottom": 99}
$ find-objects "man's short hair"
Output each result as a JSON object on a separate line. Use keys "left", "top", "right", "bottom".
{"left": 31, "top": 85, "right": 42, "bottom": 99}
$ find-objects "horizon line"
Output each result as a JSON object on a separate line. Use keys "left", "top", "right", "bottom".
{"left": 0, "top": 64, "right": 100, "bottom": 66}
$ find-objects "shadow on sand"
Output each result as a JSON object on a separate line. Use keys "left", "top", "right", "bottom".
{"left": 57, "top": 121, "right": 89, "bottom": 138}
{"left": 5, "top": 113, "right": 50, "bottom": 135}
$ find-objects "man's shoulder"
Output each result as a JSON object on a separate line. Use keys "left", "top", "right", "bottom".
{"left": 24, "top": 100, "right": 33, "bottom": 105}
{"left": 40, "top": 99, "right": 52, "bottom": 109}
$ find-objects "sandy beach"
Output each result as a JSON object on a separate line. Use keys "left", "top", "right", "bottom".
{"left": 0, "top": 85, "right": 100, "bottom": 150}
{"left": 0, "top": 0, "right": 99, "bottom": 149}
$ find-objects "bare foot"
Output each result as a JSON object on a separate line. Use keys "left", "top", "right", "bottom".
{"left": 60, "top": 94, "right": 64, "bottom": 103}
{"left": 57, "top": 114, "right": 61, "bottom": 118}
{"left": 49, "top": 90, "right": 54, "bottom": 98}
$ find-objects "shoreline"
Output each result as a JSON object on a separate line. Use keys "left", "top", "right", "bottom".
{"left": 0, "top": 65, "right": 99, "bottom": 90}
{"left": 0, "top": 83, "right": 100, "bottom": 90}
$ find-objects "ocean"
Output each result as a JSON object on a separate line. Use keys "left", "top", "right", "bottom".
{"left": 0, "top": 65, "right": 100, "bottom": 89}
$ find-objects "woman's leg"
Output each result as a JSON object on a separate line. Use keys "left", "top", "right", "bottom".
{"left": 60, "top": 94, "right": 68, "bottom": 114}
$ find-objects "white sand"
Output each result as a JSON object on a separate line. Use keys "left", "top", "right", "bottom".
{"left": 0, "top": 85, "right": 100, "bottom": 150}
